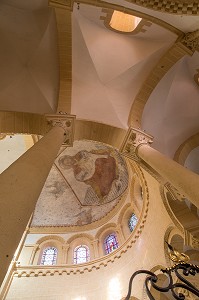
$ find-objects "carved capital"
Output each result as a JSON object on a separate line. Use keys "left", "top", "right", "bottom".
{"left": 164, "top": 182, "right": 186, "bottom": 202}
{"left": 180, "top": 29, "right": 199, "bottom": 52}
{"left": 192, "top": 237, "right": 199, "bottom": 249}
{"left": 120, "top": 127, "right": 153, "bottom": 160}
{"left": 45, "top": 113, "right": 75, "bottom": 146}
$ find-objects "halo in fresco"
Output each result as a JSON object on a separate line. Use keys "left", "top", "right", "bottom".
{"left": 31, "top": 140, "right": 128, "bottom": 227}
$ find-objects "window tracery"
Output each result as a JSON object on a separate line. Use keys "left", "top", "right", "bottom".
{"left": 128, "top": 213, "right": 138, "bottom": 232}
{"left": 40, "top": 247, "right": 58, "bottom": 265}
{"left": 104, "top": 233, "right": 119, "bottom": 254}
{"left": 73, "top": 245, "right": 90, "bottom": 264}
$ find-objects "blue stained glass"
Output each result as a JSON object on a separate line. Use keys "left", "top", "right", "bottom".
{"left": 104, "top": 233, "right": 119, "bottom": 254}
{"left": 40, "top": 247, "right": 58, "bottom": 265}
{"left": 128, "top": 213, "right": 138, "bottom": 232}
{"left": 74, "top": 245, "right": 90, "bottom": 264}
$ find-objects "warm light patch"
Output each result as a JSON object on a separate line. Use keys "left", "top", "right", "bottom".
{"left": 108, "top": 277, "right": 122, "bottom": 300}
{"left": 110, "top": 11, "right": 142, "bottom": 33}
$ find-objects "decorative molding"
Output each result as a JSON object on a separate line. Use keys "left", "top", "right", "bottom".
{"left": 36, "top": 235, "right": 66, "bottom": 246}
{"left": 185, "top": 230, "right": 199, "bottom": 249}
{"left": 159, "top": 185, "right": 184, "bottom": 233}
{"left": 45, "top": 114, "right": 76, "bottom": 146}
{"left": 192, "top": 237, "right": 199, "bottom": 249}
{"left": 164, "top": 182, "right": 186, "bottom": 202}
{"left": 123, "top": 0, "right": 199, "bottom": 15}
{"left": 181, "top": 29, "right": 199, "bottom": 52}
{"left": 120, "top": 127, "right": 153, "bottom": 161}
{"left": 101, "top": 8, "right": 152, "bottom": 35}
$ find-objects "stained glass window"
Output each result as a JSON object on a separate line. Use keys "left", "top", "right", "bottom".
{"left": 104, "top": 233, "right": 119, "bottom": 254}
{"left": 74, "top": 245, "right": 90, "bottom": 264}
{"left": 40, "top": 247, "right": 58, "bottom": 265}
{"left": 128, "top": 213, "right": 138, "bottom": 232}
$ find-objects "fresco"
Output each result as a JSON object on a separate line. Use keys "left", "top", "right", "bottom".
{"left": 31, "top": 141, "right": 128, "bottom": 227}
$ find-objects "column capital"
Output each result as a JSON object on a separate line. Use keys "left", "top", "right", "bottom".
{"left": 164, "top": 182, "right": 186, "bottom": 202}
{"left": 180, "top": 29, "right": 199, "bottom": 52}
{"left": 120, "top": 127, "right": 153, "bottom": 160}
{"left": 62, "top": 243, "right": 70, "bottom": 251}
{"left": 91, "top": 239, "right": 99, "bottom": 246}
{"left": 45, "top": 113, "right": 76, "bottom": 146}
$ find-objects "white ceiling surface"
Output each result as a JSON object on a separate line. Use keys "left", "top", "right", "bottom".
{"left": 0, "top": 0, "right": 59, "bottom": 114}
{"left": 72, "top": 5, "right": 177, "bottom": 128}
{"left": 185, "top": 146, "right": 199, "bottom": 175}
{"left": 142, "top": 51, "right": 199, "bottom": 158}
{"left": 0, "top": 0, "right": 198, "bottom": 161}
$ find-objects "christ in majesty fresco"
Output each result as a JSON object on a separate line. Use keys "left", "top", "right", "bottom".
{"left": 58, "top": 149, "right": 118, "bottom": 204}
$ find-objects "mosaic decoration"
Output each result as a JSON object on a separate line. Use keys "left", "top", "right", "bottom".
{"left": 31, "top": 141, "right": 128, "bottom": 227}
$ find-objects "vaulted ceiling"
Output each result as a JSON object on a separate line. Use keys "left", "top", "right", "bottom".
{"left": 0, "top": 0, "right": 199, "bottom": 173}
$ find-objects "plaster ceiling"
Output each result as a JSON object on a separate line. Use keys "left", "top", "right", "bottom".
{"left": 0, "top": 0, "right": 199, "bottom": 165}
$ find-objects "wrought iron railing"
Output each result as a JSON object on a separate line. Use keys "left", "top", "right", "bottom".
{"left": 125, "top": 243, "right": 199, "bottom": 300}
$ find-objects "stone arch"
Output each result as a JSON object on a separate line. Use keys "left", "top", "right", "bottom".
{"left": 67, "top": 233, "right": 95, "bottom": 264}
{"left": 34, "top": 235, "right": 65, "bottom": 265}
{"left": 95, "top": 223, "right": 119, "bottom": 256}
{"left": 174, "top": 132, "right": 199, "bottom": 165}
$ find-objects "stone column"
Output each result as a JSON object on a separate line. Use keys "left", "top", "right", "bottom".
{"left": 116, "top": 224, "right": 125, "bottom": 244}
{"left": 29, "top": 244, "right": 40, "bottom": 265}
{"left": 61, "top": 243, "right": 70, "bottom": 264}
{"left": 91, "top": 239, "right": 99, "bottom": 259}
{"left": 0, "top": 114, "right": 75, "bottom": 286}
{"left": 121, "top": 128, "right": 199, "bottom": 209}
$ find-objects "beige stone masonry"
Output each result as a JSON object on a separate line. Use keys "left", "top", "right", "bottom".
{"left": 121, "top": 128, "right": 199, "bottom": 209}
{"left": 0, "top": 114, "right": 75, "bottom": 286}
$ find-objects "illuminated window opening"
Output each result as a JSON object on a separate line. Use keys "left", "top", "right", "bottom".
{"left": 40, "top": 247, "right": 58, "bottom": 265}
{"left": 128, "top": 213, "right": 138, "bottom": 232}
{"left": 109, "top": 11, "right": 142, "bottom": 33}
{"left": 74, "top": 245, "right": 90, "bottom": 264}
{"left": 104, "top": 233, "right": 119, "bottom": 254}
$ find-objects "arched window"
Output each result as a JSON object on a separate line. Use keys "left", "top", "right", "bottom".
{"left": 128, "top": 213, "right": 138, "bottom": 232}
{"left": 104, "top": 233, "right": 119, "bottom": 254}
{"left": 40, "top": 247, "right": 58, "bottom": 265}
{"left": 73, "top": 245, "right": 90, "bottom": 264}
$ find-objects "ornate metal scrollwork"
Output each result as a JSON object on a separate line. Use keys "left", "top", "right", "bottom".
{"left": 125, "top": 244, "right": 199, "bottom": 300}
